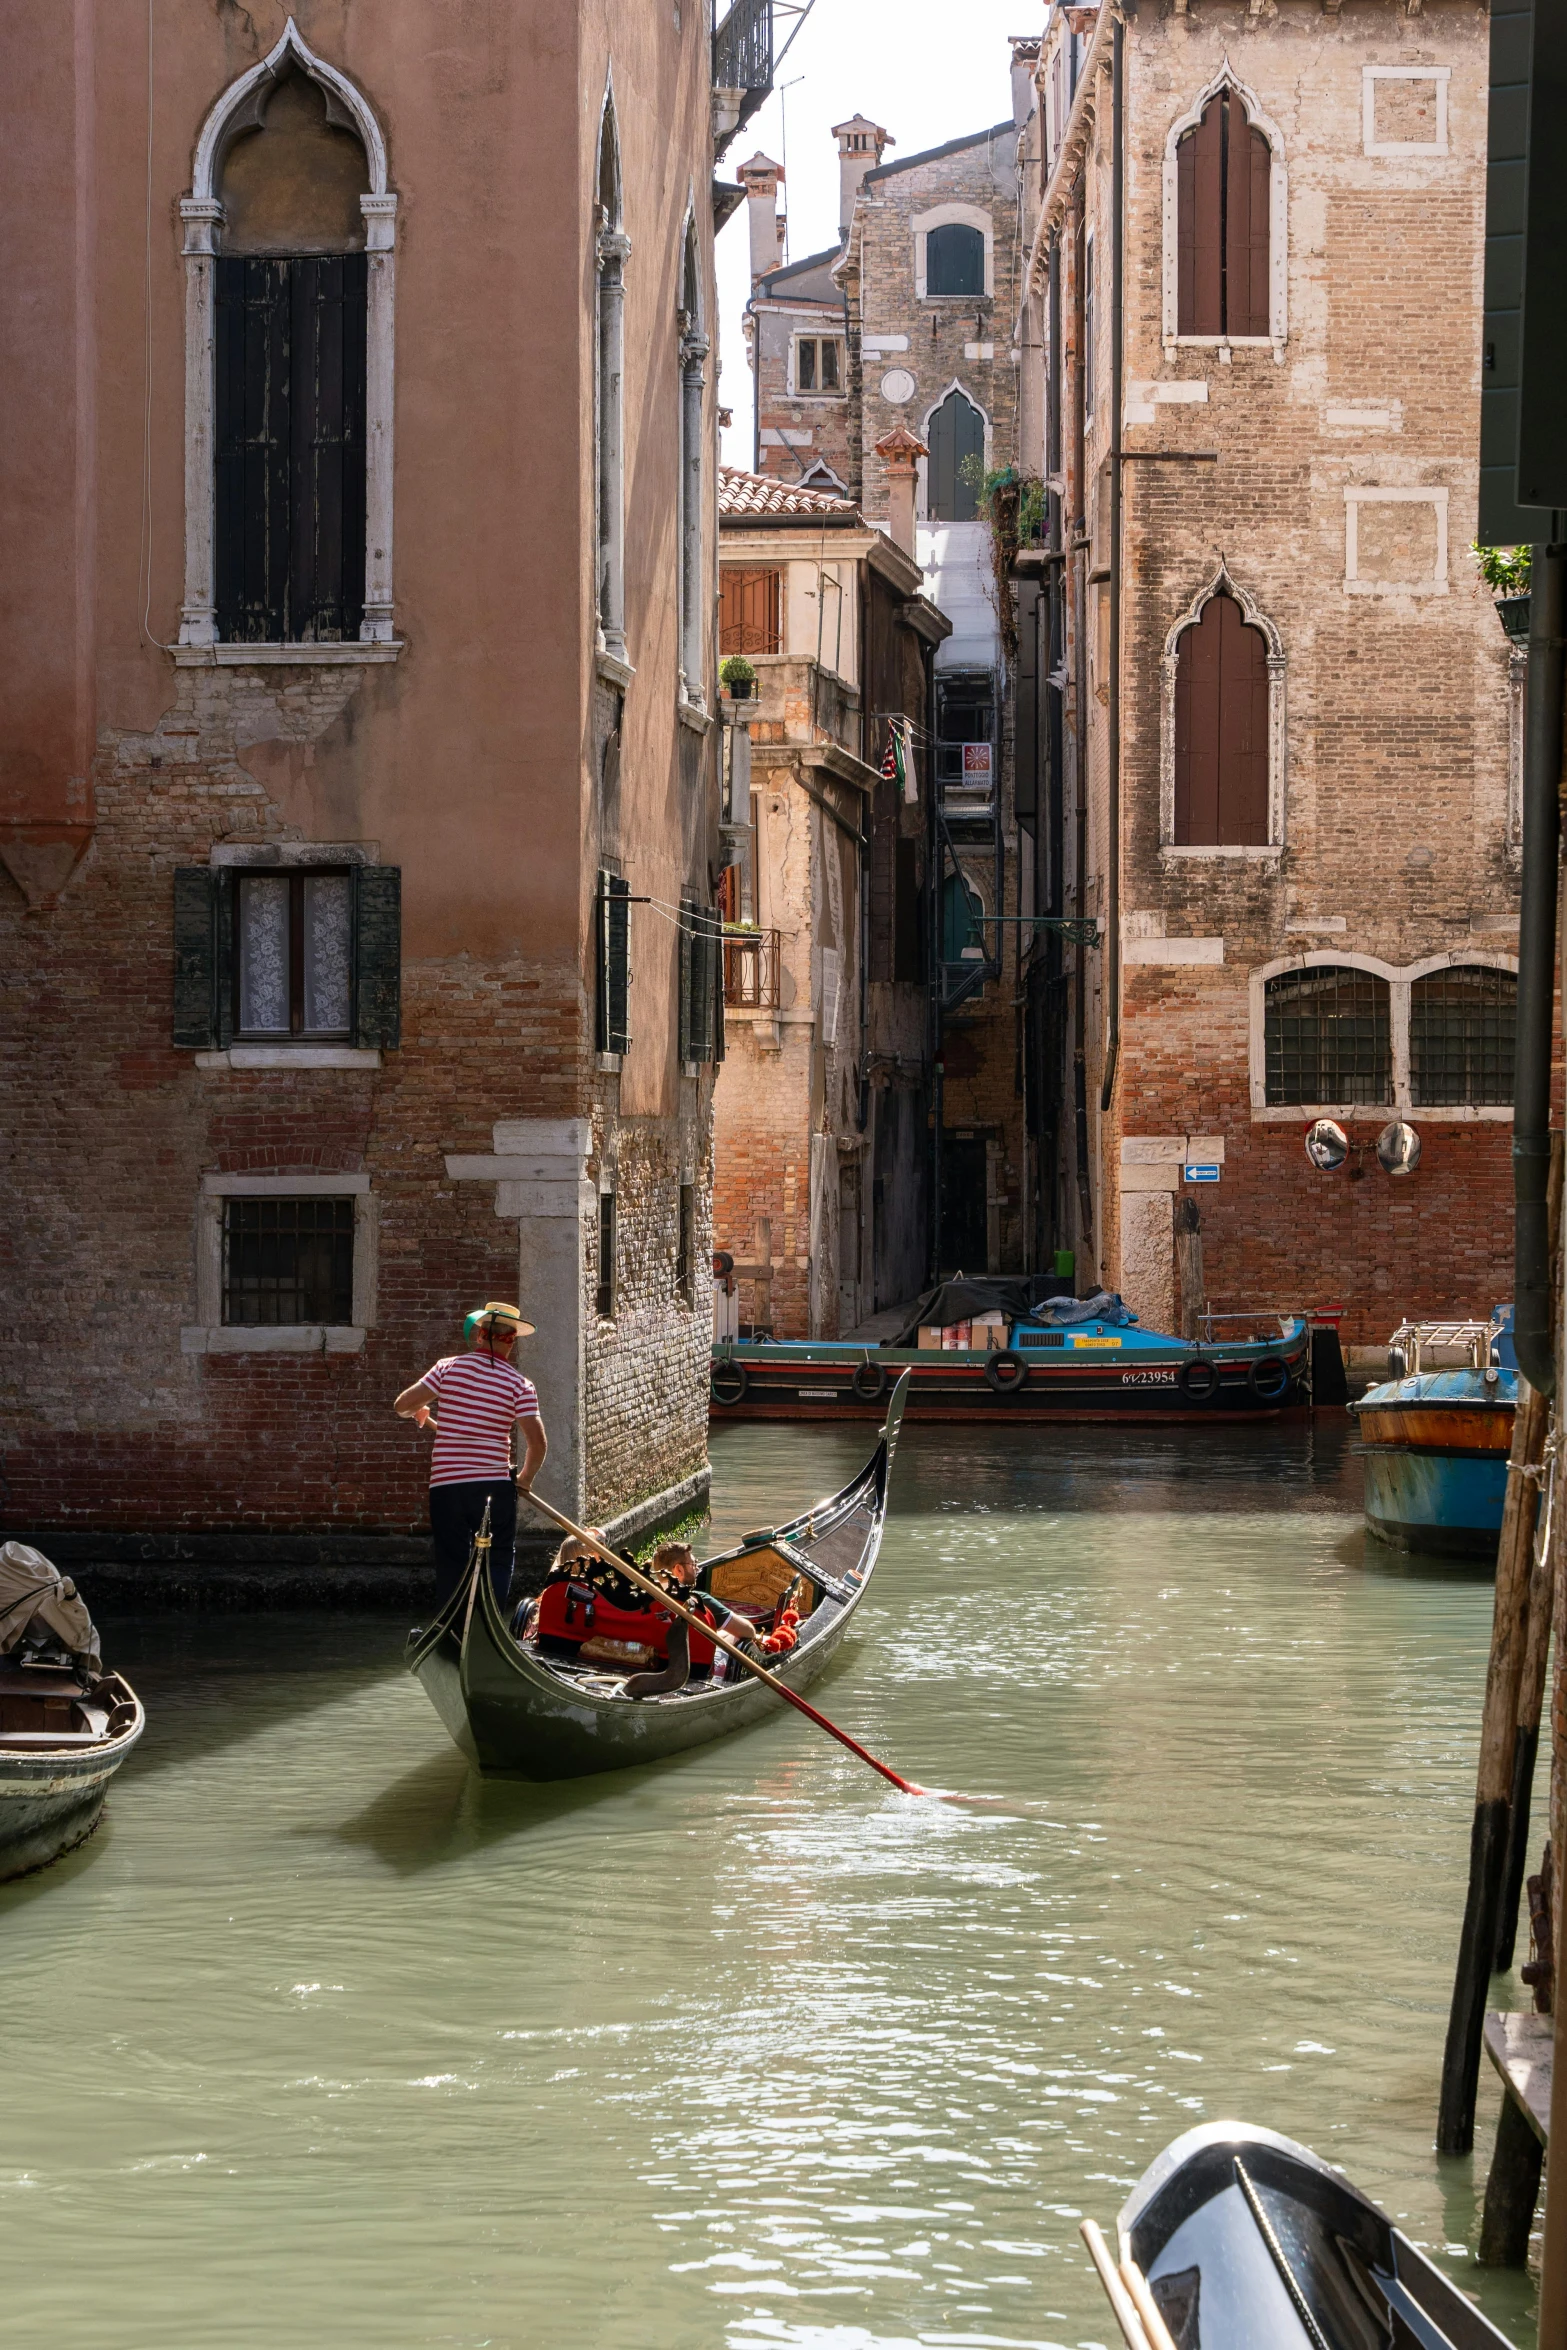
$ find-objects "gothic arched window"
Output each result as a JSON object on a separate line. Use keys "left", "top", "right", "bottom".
{"left": 926, "top": 390, "right": 985, "bottom": 522}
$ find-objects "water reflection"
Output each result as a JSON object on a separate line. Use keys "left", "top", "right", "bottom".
{"left": 0, "top": 1420, "right": 1539, "bottom": 2348}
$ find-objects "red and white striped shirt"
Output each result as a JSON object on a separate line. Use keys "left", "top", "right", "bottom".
{"left": 421, "top": 1353, "right": 541, "bottom": 1488}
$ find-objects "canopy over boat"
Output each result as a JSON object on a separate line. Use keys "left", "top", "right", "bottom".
{"left": 408, "top": 1375, "right": 909, "bottom": 1779}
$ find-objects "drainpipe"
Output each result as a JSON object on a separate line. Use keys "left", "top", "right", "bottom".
{"left": 1070, "top": 190, "right": 1093, "bottom": 1256}
{"left": 1512, "top": 543, "right": 1564, "bottom": 1396}
{"left": 1098, "top": 11, "right": 1124, "bottom": 1116}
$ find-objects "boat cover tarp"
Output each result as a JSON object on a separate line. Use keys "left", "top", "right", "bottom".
{"left": 0, "top": 1543, "right": 101, "bottom": 1669}
{"left": 885, "top": 1280, "right": 1135, "bottom": 1350}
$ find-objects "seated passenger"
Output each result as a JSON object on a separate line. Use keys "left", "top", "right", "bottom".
{"left": 622, "top": 1543, "right": 762, "bottom": 1700}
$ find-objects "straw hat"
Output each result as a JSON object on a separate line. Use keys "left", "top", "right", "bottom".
{"left": 465, "top": 1300, "right": 536, "bottom": 1340}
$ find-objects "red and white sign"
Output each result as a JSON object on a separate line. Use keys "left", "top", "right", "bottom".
{"left": 963, "top": 743, "right": 993, "bottom": 781}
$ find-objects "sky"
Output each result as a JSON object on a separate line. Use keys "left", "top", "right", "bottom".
{"left": 715, "top": 0, "right": 1040, "bottom": 469}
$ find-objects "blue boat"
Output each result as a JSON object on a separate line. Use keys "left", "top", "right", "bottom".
{"left": 1351, "top": 1312, "right": 1517, "bottom": 1560}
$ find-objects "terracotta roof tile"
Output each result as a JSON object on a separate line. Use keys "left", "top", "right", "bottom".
{"left": 718, "top": 465, "right": 859, "bottom": 521}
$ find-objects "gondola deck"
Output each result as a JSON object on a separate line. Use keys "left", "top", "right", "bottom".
{"left": 0, "top": 1663, "right": 145, "bottom": 1882}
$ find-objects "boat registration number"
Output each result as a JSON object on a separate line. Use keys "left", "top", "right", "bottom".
{"left": 1123, "top": 1369, "right": 1177, "bottom": 1387}
{"left": 797, "top": 1388, "right": 842, "bottom": 1399}
{"left": 1071, "top": 1335, "right": 1122, "bottom": 1349}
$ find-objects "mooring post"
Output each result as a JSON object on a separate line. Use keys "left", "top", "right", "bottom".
{"left": 1437, "top": 1383, "right": 1543, "bottom": 2152}
{"left": 1496, "top": 1385, "right": 1553, "bottom": 1971}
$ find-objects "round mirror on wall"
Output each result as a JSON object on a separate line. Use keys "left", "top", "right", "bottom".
{"left": 1304, "top": 1119, "right": 1348, "bottom": 1172}
{"left": 1376, "top": 1121, "right": 1422, "bottom": 1176}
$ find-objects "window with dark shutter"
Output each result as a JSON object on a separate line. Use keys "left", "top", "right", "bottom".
{"left": 677, "top": 1182, "right": 696, "bottom": 1304}
{"left": 925, "top": 223, "right": 985, "bottom": 297}
{"left": 1410, "top": 967, "right": 1516, "bottom": 1106}
{"left": 1176, "top": 87, "right": 1271, "bottom": 339}
{"left": 719, "top": 567, "right": 782, "bottom": 655}
{"left": 893, "top": 837, "right": 923, "bottom": 983}
{"left": 1264, "top": 968, "right": 1391, "bottom": 1106}
{"left": 1173, "top": 593, "right": 1270, "bottom": 846}
{"left": 173, "top": 869, "right": 220, "bottom": 1048}
{"left": 926, "top": 390, "right": 985, "bottom": 522}
{"left": 596, "top": 1191, "right": 618, "bottom": 1319}
{"left": 596, "top": 871, "right": 631, "bottom": 1055}
{"left": 172, "top": 862, "right": 399, "bottom": 1051}
{"left": 215, "top": 253, "right": 367, "bottom": 642}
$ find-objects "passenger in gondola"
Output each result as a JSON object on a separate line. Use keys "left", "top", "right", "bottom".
{"left": 393, "top": 1302, "right": 548, "bottom": 1613}
{"left": 621, "top": 1541, "right": 762, "bottom": 1700}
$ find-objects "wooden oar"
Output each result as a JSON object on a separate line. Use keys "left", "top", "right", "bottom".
{"left": 521, "top": 1491, "right": 925, "bottom": 1796}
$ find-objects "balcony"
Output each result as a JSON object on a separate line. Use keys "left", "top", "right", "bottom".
{"left": 723, "top": 925, "right": 781, "bottom": 1011}
{"left": 712, "top": 0, "right": 774, "bottom": 153}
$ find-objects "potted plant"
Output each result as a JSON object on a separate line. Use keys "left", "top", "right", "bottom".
{"left": 1473, "top": 543, "right": 1532, "bottom": 641}
{"left": 720, "top": 654, "right": 756, "bottom": 699}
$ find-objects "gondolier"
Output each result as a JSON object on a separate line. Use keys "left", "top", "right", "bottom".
{"left": 393, "top": 1302, "right": 548, "bottom": 1610}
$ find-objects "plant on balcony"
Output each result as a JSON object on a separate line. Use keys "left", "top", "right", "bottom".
{"left": 720, "top": 654, "right": 757, "bottom": 698}
{"left": 1473, "top": 542, "right": 1532, "bottom": 642}
{"left": 958, "top": 460, "right": 1049, "bottom": 658}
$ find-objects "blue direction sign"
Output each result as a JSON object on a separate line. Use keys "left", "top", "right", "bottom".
{"left": 1184, "top": 1163, "right": 1221, "bottom": 1184}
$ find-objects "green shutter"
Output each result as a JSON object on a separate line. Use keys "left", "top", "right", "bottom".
{"left": 598, "top": 871, "right": 631, "bottom": 1055}
{"left": 678, "top": 901, "right": 695, "bottom": 1064}
{"left": 353, "top": 866, "right": 402, "bottom": 1048}
{"left": 172, "top": 868, "right": 218, "bottom": 1049}
{"left": 688, "top": 909, "right": 718, "bottom": 1064}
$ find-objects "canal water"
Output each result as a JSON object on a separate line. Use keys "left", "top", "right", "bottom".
{"left": 1, "top": 1420, "right": 1541, "bottom": 2349}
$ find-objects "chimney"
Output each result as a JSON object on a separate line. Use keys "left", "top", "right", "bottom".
{"left": 738, "top": 152, "right": 785, "bottom": 286}
{"left": 875, "top": 424, "right": 927, "bottom": 560}
{"left": 831, "top": 115, "right": 893, "bottom": 236}
{"left": 1009, "top": 38, "right": 1041, "bottom": 130}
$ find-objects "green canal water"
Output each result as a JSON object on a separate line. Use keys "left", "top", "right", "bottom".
{"left": 0, "top": 1421, "right": 1542, "bottom": 2349}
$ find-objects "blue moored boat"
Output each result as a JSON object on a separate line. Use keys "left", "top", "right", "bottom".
{"left": 1351, "top": 1311, "right": 1516, "bottom": 1559}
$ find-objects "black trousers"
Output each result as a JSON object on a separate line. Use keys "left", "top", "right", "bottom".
{"left": 429, "top": 1479, "right": 516, "bottom": 1612}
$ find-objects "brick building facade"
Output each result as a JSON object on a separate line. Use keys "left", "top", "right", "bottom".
{"left": 0, "top": 3, "right": 731, "bottom": 1562}
{"left": 1016, "top": 0, "right": 1517, "bottom": 1344}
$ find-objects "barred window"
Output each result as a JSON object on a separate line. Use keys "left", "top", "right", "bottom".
{"left": 1264, "top": 966, "right": 1391, "bottom": 1106}
{"left": 1410, "top": 966, "right": 1516, "bottom": 1106}
{"left": 222, "top": 1197, "right": 355, "bottom": 1326}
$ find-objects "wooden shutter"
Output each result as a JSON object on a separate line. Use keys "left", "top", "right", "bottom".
{"left": 1015, "top": 579, "right": 1041, "bottom": 829}
{"left": 172, "top": 869, "right": 218, "bottom": 1048}
{"left": 1175, "top": 594, "right": 1269, "bottom": 846}
{"left": 216, "top": 259, "right": 292, "bottom": 642}
{"left": 1224, "top": 106, "right": 1271, "bottom": 338}
{"left": 893, "top": 837, "right": 922, "bottom": 982}
{"left": 687, "top": 909, "right": 718, "bottom": 1063}
{"left": 597, "top": 872, "right": 631, "bottom": 1055}
{"left": 1177, "top": 96, "right": 1225, "bottom": 337}
{"left": 928, "top": 392, "right": 984, "bottom": 523}
{"left": 1174, "top": 598, "right": 1223, "bottom": 844}
{"left": 719, "top": 567, "right": 781, "bottom": 655}
{"left": 353, "top": 866, "right": 402, "bottom": 1047}
{"left": 291, "top": 256, "right": 367, "bottom": 642}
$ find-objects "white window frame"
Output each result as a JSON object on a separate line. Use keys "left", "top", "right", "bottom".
{"left": 1249, "top": 950, "right": 1519, "bottom": 1122}
{"left": 1161, "top": 60, "right": 1289, "bottom": 353}
{"left": 176, "top": 20, "right": 400, "bottom": 662}
{"left": 790, "top": 332, "right": 847, "bottom": 400}
{"left": 911, "top": 203, "right": 994, "bottom": 301}
{"left": 1344, "top": 487, "right": 1449, "bottom": 596}
{"left": 183, "top": 1172, "right": 378, "bottom": 1352}
{"left": 1159, "top": 563, "right": 1286, "bottom": 858}
{"left": 1363, "top": 66, "right": 1451, "bottom": 159}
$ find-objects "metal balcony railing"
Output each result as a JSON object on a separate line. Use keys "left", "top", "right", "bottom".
{"left": 713, "top": 0, "right": 773, "bottom": 98}
{"left": 723, "top": 925, "right": 781, "bottom": 1010}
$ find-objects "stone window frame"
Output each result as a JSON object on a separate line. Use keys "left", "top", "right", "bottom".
{"left": 1159, "top": 562, "right": 1286, "bottom": 861}
{"left": 1344, "top": 486, "right": 1449, "bottom": 597}
{"left": 196, "top": 840, "right": 385, "bottom": 1070}
{"left": 176, "top": 20, "right": 400, "bottom": 664}
{"left": 1248, "top": 948, "right": 1518, "bottom": 1123}
{"left": 788, "top": 331, "right": 848, "bottom": 401}
{"left": 595, "top": 78, "right": 633, "bottom": 690}
{"left": 917, "top": 379, "right": 993, "bottom": 523}
{"left": 183, "top": 1171, "right": 378, "bottom": 1354}
{"left": 910, "top": 203, "right": 995, "bottom": 302}
{"left": 1161, "top": 61, "right": 1289, "bottom": 355}
{"left": 1363, "top": 65, "right": 1451, "bottom": 160}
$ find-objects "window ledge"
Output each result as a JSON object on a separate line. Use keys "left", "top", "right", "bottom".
{"left": 1159, "top": 844, "right": 1283, "bottom": 861}
{"left": 1250, "top": 1104, "right": 1512, "bottom": 1124}
{"left": 182, "top": 1325, "right": 368, "bottom": 1354}
{"left": 596, "top": 1051, "right": 623, "bottom": 1074}
{"left": 678, "top": 697, "right": 712, "bottom": 737}
{"left": 596, "top": 649, "right": 636, "bottom": 692}
{"left": 170, "top": 642, "right": 405, "bottom": 668}
{"left": 195, "top": 1046, "right": 383, "bottom": 1070}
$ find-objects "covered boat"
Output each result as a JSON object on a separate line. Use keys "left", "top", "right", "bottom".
{"left": 1084, "top": 2120, "right": 1512, "bottom": 2349}
{"left": 1352, "top": 1312, "right": 1516, "bottom": 1559}
{"left": 0, "top": 1543, "right": 145, "bottom": 1881}
{"left": 712, "top": 1280, "right": 1312, "bottom": 1423}
{"left": 408, "top": 1375, "right": 908, "bottom": 1778}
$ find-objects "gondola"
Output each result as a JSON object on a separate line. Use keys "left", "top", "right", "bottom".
{"left": 1083, "top": 2120, "right": 1514, "bottom": 2349}
{"left": 0, "top": 1660, "right": 145, "bottom": 1882}
{"left": 407, "top": 1373, "right": 909, "bottom": 1778}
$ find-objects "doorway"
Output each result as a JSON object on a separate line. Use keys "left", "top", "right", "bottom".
{"left": 939, "top": 1133, "right": 988, "bottom": 1275}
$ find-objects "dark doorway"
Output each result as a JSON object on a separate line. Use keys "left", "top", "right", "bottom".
{"left": 939, "top": 1133, "right": 988, "bottom": 1275}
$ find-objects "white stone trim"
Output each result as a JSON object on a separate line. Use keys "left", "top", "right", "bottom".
{"left": 787, "top": 330, "right": 848, "bottom": 400}
{"left": 182, "top": 1325, "right": 367, "bottom": 1354}
{"left": 195, "top": 1046, "right": 383, "bottom": 1070}
{"left": 210, "top": 841, "right": 379, "bottom": 867}
{"left": 190, "top": 1171, "right": 378, "bottom": 1337}
{"left": 200, "top": 1171, "right": 371, "bottom": 1195}
{"left": 1124, "top": 936, "right": 1224, "bottom": 965}
{"left": 1159, "top": 563, "right": 1286, "bottom": 851}
{"left": 171, "top": 642, "right": 403, "bottom": 666}
{"left": 1363, "top": 65, "right": 1450, "bottom": 159}
{"left": 1344, "top": 487, "right": 1449, "bottom": 597}
{"left": 1248, "top": 949, "right": 1519, "bottom": 1119}
{"left": 910, "top": 202, "right": 995, "bottom": 300}
{"left": 1161, "top": 60, "right": 1288, "bottom": 352}
{"left": 180, "top": 21, "right": 398, "bottom": 649}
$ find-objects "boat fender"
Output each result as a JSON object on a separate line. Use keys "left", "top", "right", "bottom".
{"left": 1249, "top": 1355, "right": 1291, "bottom": 1403}
{"left": 711, "top": 1360, "right": 749, "bottom": 1407}
{"left": 984, "top": 1350, "right": 1028, "bottom": 1395}
{"left": 852, "top": 1360, "right": 888, "bottom": 1402}
{"left": 1179, "top": 1358, "right": 1218, "bottom": 1401}
{"left": 763, "top": 1607, "right": 801, "bottom": 1657}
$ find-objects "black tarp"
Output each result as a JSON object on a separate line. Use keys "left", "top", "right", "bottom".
{"left": 884, "top": 1280, "right": 1133, "bottom": 1349}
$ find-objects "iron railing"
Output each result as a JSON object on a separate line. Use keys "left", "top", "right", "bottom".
{"left": 723, "top": 925, "right": 781, "bottom": 1010}
{"left": 713, "top": 0, "right": 772, "bottom": 97}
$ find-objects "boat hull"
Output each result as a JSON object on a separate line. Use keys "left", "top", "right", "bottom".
{"left": 0, "top": 1700, "right": 145, "bottom": 1882}
{"left": 1353, "top": 1373, "right": 1515, "bottom": 1561}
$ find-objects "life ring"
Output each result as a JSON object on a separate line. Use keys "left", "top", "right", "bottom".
{"left": 1249, "top": 1355, "right": 1291, "bottom": 1404}
{"left": 984, "top": 1350, "right": 1028, "bottom": 1395}
{"left": 710, "top": 1360, "right": 749, "bottom": 1407}
{"left": 1179, "top": 1358, "right": 1218, "bottom": 1402}
{"left": 851, "top": 1360, "right": 888, "bottom": 1402}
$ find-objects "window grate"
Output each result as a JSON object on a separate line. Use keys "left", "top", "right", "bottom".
{"left": 1410, "top": 966, "right": 1516, "bottom": 1106}
{"left": 222, "top": 1197, "right": 355, "bottom": 1326}
{"left": 596, "top": 1192, "right": 617, "bottom": 1320}
{"left": 1264, "top": 967, "right": 1391, "bottom": 1106}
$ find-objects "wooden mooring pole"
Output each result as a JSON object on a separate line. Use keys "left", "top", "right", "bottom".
{"left": 1536, "top": 1439, "right": 1567, "bottom": 2342}
{"left": 1496, "top": 1463, "right": 1555, "bottom": 1971}
{"left": 1436, "top": 1374, "right": 1549, "bottom": 2154}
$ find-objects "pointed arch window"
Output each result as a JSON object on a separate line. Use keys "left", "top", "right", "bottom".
{"left": 596, "top": 97, "right": 631, "bottom": 677}
{"left": 1177, "top": 87, "right": 1269, "bottom": 338}
{"left": 1161, "top": 568, "right": 1284, "bottom": 854}
{"left": 926, "top": 389, "right": 985, "bottom": 522}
